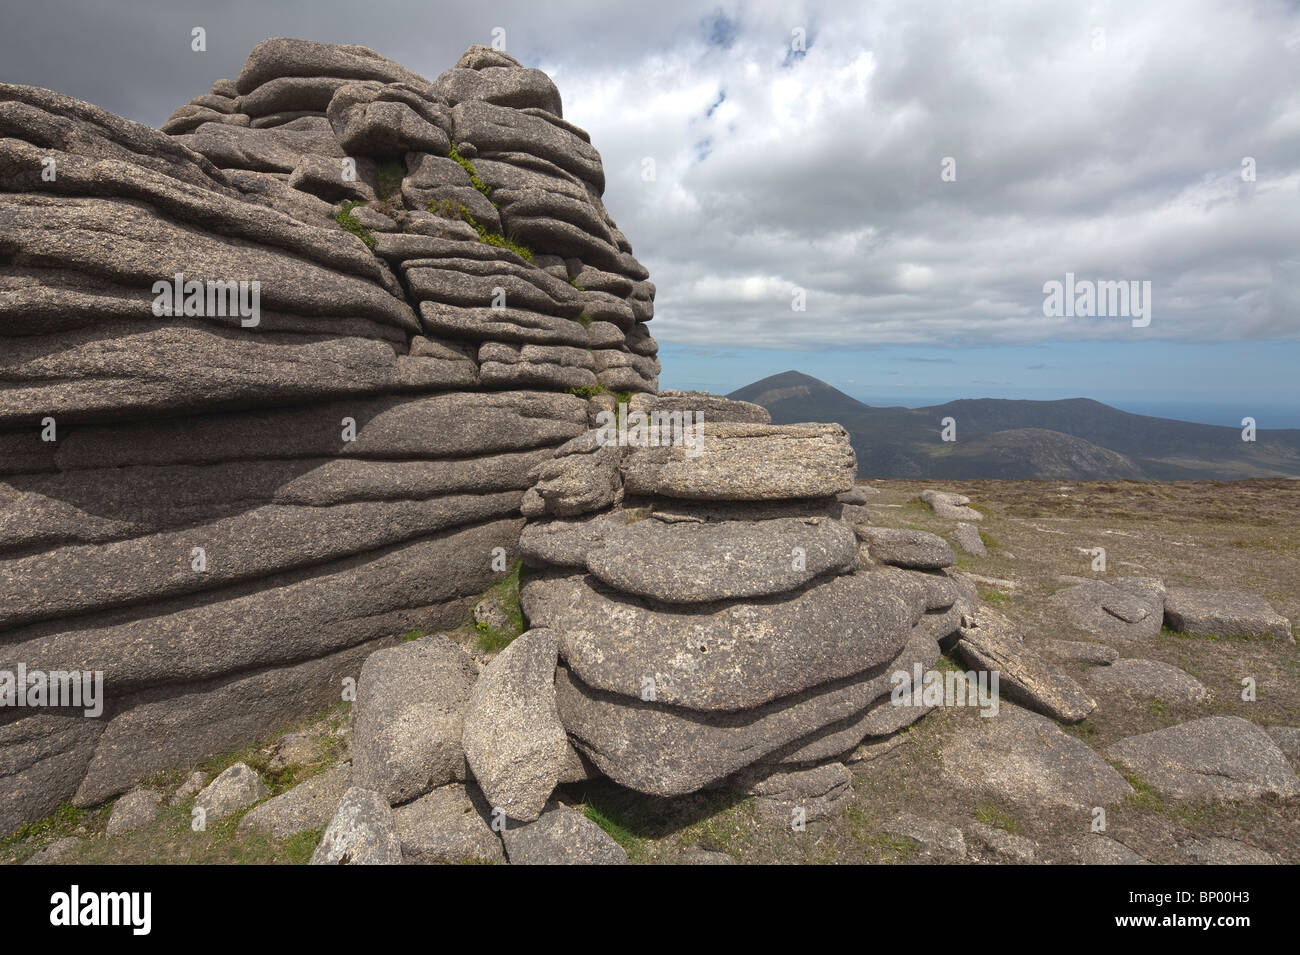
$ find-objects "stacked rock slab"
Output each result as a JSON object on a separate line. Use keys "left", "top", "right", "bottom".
{"left": 0, "top": 39, "right": 657, "bottom": 834}
{"left": 518, "top": 401, "right": 968, "bottom": 797}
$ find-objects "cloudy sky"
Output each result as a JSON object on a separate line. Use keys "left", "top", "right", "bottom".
{"left": 5, "top": 0, "right": 1299, "bottom": 423}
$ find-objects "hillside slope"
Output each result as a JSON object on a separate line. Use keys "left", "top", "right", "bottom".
{"left": 729, "top": 371, "right": 1300, "bottom": 480}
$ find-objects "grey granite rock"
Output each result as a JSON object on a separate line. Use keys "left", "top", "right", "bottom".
{"left": 584, "top": 516, "right": 857, "bottom": 603}
{"left": 1164, "top": 589, "right": 1292, "bottom": 641}
{"left": 856, "top": 526, "right": 956, "bottom": 570}
{"left": 352, "top": 634, "right": 479, "bottom": 805}
{"left": 1040, "top": 639, "right": 1119, "bottom": 666}
{"left": 940, "top": 705, "right": 1132, "bottom": 809}
{"left": 501, "top": 805, "right": 626, "bottom": 865}
{"left": 954, "top": 609, "right": 1096, "bottom": 723}
{"left": 621, "top": 423, "right": 856, "bottom": 501}
{"left": 393, "top": 784, "right": 504, "bottom": 864}
{"left": 522, "top": 569, "right": 920, "bottom": 711}
{"left": 462, "top": 629, "right": 567, "bottom": 822}
{"left": 1105, "top": 717, "right": 1300, "bottom": 801}
{"left": 239, "top": 765, "right": 353, "bottom": 839}
{"left": 311, "top": 786, "right": 403, "bottom": 865}
{"left": 105, "top": 788, "right": 162, "bottom": 836}
{"left": 193, "top": 763, "right": 268, "bottom": 821}
{"left": 1087, "top": 659, "right": 1209, "bottom": 704}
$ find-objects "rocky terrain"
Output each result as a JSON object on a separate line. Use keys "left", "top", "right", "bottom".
{"left": 2, "top": 39, "right": 1297, "bottom": 866}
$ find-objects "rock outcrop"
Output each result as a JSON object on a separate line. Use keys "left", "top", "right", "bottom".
{"left": 0, "top": 38, "right": 657, "bottom": 835}
{"left": 517, "top": 412, "right": 972, "bottom": 797}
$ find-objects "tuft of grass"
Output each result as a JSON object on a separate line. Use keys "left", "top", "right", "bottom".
{"left": 978, "top": 530, "right": 1000, "bottom": 551}
{"left": 376, "top": 159, "right": 405, "bottom": 201}
{"left": 1, "top": 802, "right": 86, "bottom": 851}
{"left": 473, "top": 561, "right": 526, "bottom": 653}
{"left": 431, "top": 201, "right": 533, "bottom": 262}
{"left": 567, "top": 384, "right": 606, "bottom": 398}
{"left": 334, "top": 201, "right": 376, "bottom": 250}
{"left": 977, "top": 585, "right": 1010, "bottom": 607}
{"left": 574, "top": 311, "right": 593, "bottom": 327}
{"left": 974, "top": 803, "right": 1024, "bottom": 835}
{"left": 402, "top": 628, "right": 427, "bottom": 643}
{"left": 570, "top": 277, "right": 586, "bottom": 290}
{"left": 449, "top": 143, "right": 491, "bottom": 197}
{"left": 282, "top": 828, "right": 324, "bottom": 865}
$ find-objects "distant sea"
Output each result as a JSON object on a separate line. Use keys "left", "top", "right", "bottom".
{"left": 846, "top": 395, "right": 1300, "bottom": 430}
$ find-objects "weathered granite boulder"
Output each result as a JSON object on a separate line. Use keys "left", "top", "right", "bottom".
{"left": 193, "top": 763, "right": 269, "bottom": 821}
{"left": 583, "top": 516, "right": 858, "bottom": 603}
{"left": 939, "top": 705, "right": 1132, "bottom": 809}
{"left": 393, "top": 784, "right": 504, "bottom": 864}
{"left": 310, "top": 786, "right": 404, "bottom": 865}
{"left": 521, "top": 570, "right": 920, "bottom": 711}
{"left": 1087, "top": 659, "right": 1209, "bottom": 705}
{"left": 239, "top": 765, "right": 353, "bottom": 839}
{"left": 1105, "top": 717, "right": 1300, "bottom": 800}
{"left": 953, "top": 609, "right": 1096, "bottom": 723}
{"left": 1048, "top": 579, "right": 1165, "bottom": 640}
{"left": 462, "top": 629, "right": 568, "bottom": 822}
{"left": 856, "top": 526, "right": 956, "bottom": 570}
{"left": 352, "top": 635, "right": 478, "bottom": 805}
{"left": 501, "top": 805, "right": 626, "bottom": 865}
{"left": 1163, "top": 589, "right": 1292, "bottom": 641}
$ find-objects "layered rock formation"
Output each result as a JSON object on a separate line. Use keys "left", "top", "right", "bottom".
{"left": 0, "top": 38, "right": 658, "bottom": 834}
{"left": 515, "top": 408, "right": 972, "bottom": 798}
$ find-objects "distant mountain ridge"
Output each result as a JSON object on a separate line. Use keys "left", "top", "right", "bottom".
{"left": 728, "top": 371, "right": 1300, "bottom": 480}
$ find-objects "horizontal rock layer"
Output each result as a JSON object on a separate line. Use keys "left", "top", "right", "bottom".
{"left": 0, "top": 39, "right": 658, "bottom": 835}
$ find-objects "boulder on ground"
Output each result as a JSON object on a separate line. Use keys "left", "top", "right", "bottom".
{"left": 951, "top": 523, "right": 987, "bottom": 556}
{"left": 964, "top": 821, "right": 1036, "bottom": 863}
{"left": 462, "top": 628, "right": 568, "bottom": 822}
{"left": 1163, "top": 589, "right": 1292, "bottom": 641}
{"left": 1040, "top": 639, "right": 1118, "bottom": 666}
{"left": 1048, "top": 579, "right": 1164, "bottom": 640}
{"left": 1177, "top": 836, "right": 1275, "bottom": 865}
{"left": 106, "top": 788, "right": 161, "bottom": 836}
{"left": 1078, "top": 835, "right": 1149, "bottom": 865}
{"left": 1105, "top": 717, "right": 1300, "bottom": 801}
{"left": 882, "top": 812, "right": 967, "bottom": 858}
{"left": 953, "top": 609, "right": 1096, "bottom": 723}
{"left": 194, "top": 763, "right": 269, "bottom": 821}
{"left": 740, "top": 762, "right": 853, "bottom": 825}
{"left": 920, "top": 489, "right": 982, "bottom": 520}
{"left": 1086, "top": 659, "right": 1209, "bottom": 704}
{"left": 352, "top": 634, "right": 478, "bottom": 805}
{"left": 393, "top": 784, "right": 504, "bottom": 864}
{"left": 239, "top": 765, "right": 352, "bottom": 839}
{"left": 501, "top": 805, "right": 626, "bottom": 865}
{"left": 310, "top": 786, "right": 404, "bottom": 865}
{"left": 939, "top": 705, "right": 1132, "bottom": 809}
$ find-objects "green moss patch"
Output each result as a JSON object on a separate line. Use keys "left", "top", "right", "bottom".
{"left": 334, "top": 200, "right": 376, "bottom": 250}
